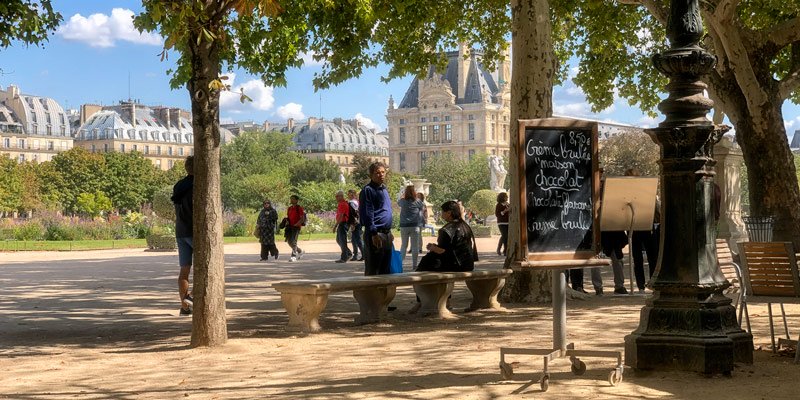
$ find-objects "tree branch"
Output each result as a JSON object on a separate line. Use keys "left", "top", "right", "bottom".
{"left": 712, "top": 0, "right": 741, "bottom": 24}
{"left": 617, "top": 0, "right": 669, "bottom": 26}
{"left": 767, "top": 16, "right": 800, "bottom": 49}
{"left": 779, "top": 66, "right": 800, "bottom": 100}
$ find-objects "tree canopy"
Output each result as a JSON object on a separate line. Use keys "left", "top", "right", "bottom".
{"left": 0, "top": 0, "right": 61, "bottom": 49}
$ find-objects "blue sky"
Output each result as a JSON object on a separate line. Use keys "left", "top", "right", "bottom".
{"left": 1, "top": 0, "right": 799, "bottom": 136}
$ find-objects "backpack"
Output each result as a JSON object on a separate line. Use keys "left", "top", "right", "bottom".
{"left": 347, "top": 201, "right": 359, "bottom": 226}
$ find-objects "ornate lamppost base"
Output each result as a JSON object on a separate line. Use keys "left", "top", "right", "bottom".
{"left": 625, "top": 292, "right": 753, "bottom": 374}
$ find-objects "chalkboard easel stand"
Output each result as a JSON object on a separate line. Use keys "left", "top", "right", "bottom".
{"left": 498, "top": 258, "right": 623, "bottom": 392}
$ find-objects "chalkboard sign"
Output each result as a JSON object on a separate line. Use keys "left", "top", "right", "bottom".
{"left": 518, "top": 118, "right": 599, "bottom": 260}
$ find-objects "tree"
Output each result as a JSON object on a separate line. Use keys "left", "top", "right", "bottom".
{"left": 103, "top": 151, "right": 159, "bottom": 212}
{"left": 563, "top": 0, "right": 800, "bottom": 243}
{"left": 75, "top": 191, "right": 113, "bottom": 219}
{"left": 599, "top": 131, "right": 660, "bottom": 176}
{"left": 467, "top": 189, "right": 498, "bottom": 221}
{"left": 0, "top": 155, "right": 22, "bottom": 214}
{"left": 290, "top": 158, "right": 340, "bottom": 186}
{"left": 350, "top": 154, "right": 373, "bottom": 186}
{"left": 420, "top": 152, "right": 491, "bottom": 206}
{"left": 0, "top": 0, "right": 61, "bottom": 49}
{"left": 135, "top": 0, "right": 509, "bottom": 346}
{"left": 50, "top": 148, "right": 107, "bottom": 214}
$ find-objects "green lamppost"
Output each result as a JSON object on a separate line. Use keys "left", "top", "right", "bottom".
{"left": 623, "top": 0, "right": 753, "bottom": 374}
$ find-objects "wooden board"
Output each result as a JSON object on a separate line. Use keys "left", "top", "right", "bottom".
{"left": 518, "top": 118, "right": 600, "bottom": 261}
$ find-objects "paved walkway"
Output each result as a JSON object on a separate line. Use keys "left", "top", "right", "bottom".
{"left": 0, "top": 237, "right": 797, "bottom": 399}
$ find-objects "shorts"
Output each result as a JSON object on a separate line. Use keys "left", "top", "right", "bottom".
{"left": 177, "top": 236, "right": 193, "bottom": 267}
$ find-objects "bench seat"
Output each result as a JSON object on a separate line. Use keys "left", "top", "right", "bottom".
{"left": 272, "top": 268, "right": 512, "bottom": 333}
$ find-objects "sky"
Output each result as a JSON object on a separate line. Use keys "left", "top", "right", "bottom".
{"left": 1, "top": 0, "right": 799, "bottom": 137}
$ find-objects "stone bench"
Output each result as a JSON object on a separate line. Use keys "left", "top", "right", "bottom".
{"left": 272, "top": 268, "right": 512, "bottom": 333}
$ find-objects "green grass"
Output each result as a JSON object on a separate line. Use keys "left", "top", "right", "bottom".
{"left": 0, "top": 232, "right": 342, "bottom": 252}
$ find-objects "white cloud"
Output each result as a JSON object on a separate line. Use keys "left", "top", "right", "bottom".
{"left": 219, "top": 73, "right": 275, "bottom": 114}
{"left": 300, "top": 51, "right": 325, "bottom": 67}
{"left": 553, "top": 102, "right": 590, "bottom": 117}
{"left": 354, "top": 113, "right": 383, "bottom": 132}
{"left": 565, "top": 86, "right": 585, "bottom": 96}
{"left": 638, "top": 115, "right": 661, "bottom": 128}
{"left": 276, "top": 103, "right": 306, "bottom": 120}
{"left": 58, "top": 8, "right": 162, "bottom": 48}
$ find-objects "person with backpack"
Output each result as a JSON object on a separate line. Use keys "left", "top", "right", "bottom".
{"left": 334, "top": 190, "right": 353, "bottom": 263}
{"left": 398, "top": 185, "right": 425, "bottom": 270}
{"left": 347, "top": 189, "right": 363, "bottom": 261}
{"left": 285, "top": 194, "right": 306, "bottom": 262}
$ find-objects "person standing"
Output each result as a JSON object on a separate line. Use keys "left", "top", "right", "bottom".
{"left": 495, "top": 192, "right": 510, "bottom": 256}
{"left": 334, "top": 190, "right": 353, "bottom": 263}
{"left": 359, "top": 162, "right": 393, "bottom": 276}
{"left": 171, "top": 155, "right": 194, "bottom": 316}
{"left": 256, "top": 199, "right": 279, "bottom": 261}
{"left": 398, "top": 185, "right": 424, "bottom": 270}
{"left": 415, "top": 192, "right": 429, "bottom": 254}
{"left": 347, "top": 189, "right": 364, "bottom": 261}
{"left": 285, "top": 195, "right": 306, "bottom": 262}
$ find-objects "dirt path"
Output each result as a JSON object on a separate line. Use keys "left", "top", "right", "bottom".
{"left": 1, "top": 238, "right": 797, "bottom": 399}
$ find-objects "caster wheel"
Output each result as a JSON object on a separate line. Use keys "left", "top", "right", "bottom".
{"left": 609, "top": 369, "right": 623, "bottom": 386}
{"left": 499, "top": 361, "right": 514, "bottom": 380}
{"left": 571, "top": 360, "right": 587, "bottom": 375}
{"left": 540, "top": 374, "right": 550, "bottom": 392}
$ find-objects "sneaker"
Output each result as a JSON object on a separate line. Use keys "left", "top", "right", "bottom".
{"left": 614, "top": 287, "right": 629, "bottom": 295}
{"left": 350, "top": 254, "right": 359, "bottom": 261}
{"left": 595, "top": 289, "right": 604, "bottom": 296}
{"left": 289, "top": 256, "right": 296, "bottom": 262}
{"left": 335, "top": 259, "right": 346, "bottom": 263}
{"left": 183, "top": 294, "right": 193, "bottom": 307}
{"left": 274, "top": 254, "right": 279, "bottom": 260}
{"left": 179, "top": 307, "right": 192, "bottom": 316}
{"left": 296, "top": 249, "right": 304, "bottom": 260}
{"left": 358, "top": 257, "right": 364, "bottom": 261}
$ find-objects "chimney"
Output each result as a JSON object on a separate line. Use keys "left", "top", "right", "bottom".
{"left": 457, "top": 42, "right": 470, "bottom": 101}
{"left": 333, "top": 117, "right": 343, "bottom": 127}
{"left": 80, "top": 104, "right": 102, "bottom": 125}
{"left": 287, "top": 118, "right": 294, "bottom": 130}
{"left": 162, "top": 108, "right": 171, "bottom": 129}
{"left": 130, "top": 102, "right": 136, "bottom": 129}
{"left": 262, "top": 120, "right": 270, "bottom": 131}
{"left": 308, "top": 117, "right": 318, "bottom": 127}
{"left": 8, "top": 85, "right": 20, "bottom": 99}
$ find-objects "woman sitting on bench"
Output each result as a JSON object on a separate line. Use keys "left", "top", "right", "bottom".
{"left": 416, "top": 200, "right": 478, "bottom": 272}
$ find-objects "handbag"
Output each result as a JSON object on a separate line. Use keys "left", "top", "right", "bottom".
{"left": 252, "top": 225, "right": 261, "bottom": 238}
{"left": 389, "top": 244, "right": 403, "bottom": 274}
{"left": 278, "top": 217, "right": 288, "bottom": 230}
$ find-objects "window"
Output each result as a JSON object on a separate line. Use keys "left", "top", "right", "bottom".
{"left": 18, "top": 154, "right": 25, "bottom": 162}
{"left": 445, "top": 115, "right": 451, "bottom": 121}
{"left": 60, "top": 126, "right": 66, "bottom": 136}
{"left": 18, "top": 139, "right": 25, "bottom": 149}
{"left": 104, "top": 143, "right": 109, "bottom": 152}
{"left": 491, "top": 125, "right": 496, "bottom": 140}
{"left": 91, "top": 144, "right": 96, "bottom": 153}
{"left": 168, "top": 147, "right": 173, "bottom": 156}
{"left": 420, "top": 117, "right": 427, "bottom": 123}
{"left": 47, "top": 141, "right": 54, "bottom": 151}
{"left": 420, "top": 151, "right": 427, "bottom": 166}
{"left": 179, "top": 147, "right": 184, "bottom": 156}
{"left": 156, "top": 160, "right": 162, "bottom": 168}
{"left": 133, "top": 144, "right": 138, "bottom": 152}
{"left": 468, "top": 149, "right": 475, "bottom": 160}
{"left": 399, "top": 118, "right": 405, "bottom": 125}
{"left": 399, "top": 152, "right": 406, "bottom": 170}
{"left": 468, "top": 114, "right": 475, "bottom": 120}
{"left": 433, "top": 116, "right": 439, "bottom": 122}
{"left": 120, "top": 143, "right": 126, "bottom": 152}
{"left": 503, "top": 125, "right": 508, "bottom": 141}
{"left": 3, "top": 138, "right": 9, "bottom": 148}
{"left": 157, "top": 146, "right": 162, "bottom": 155}
{"left": 46, "top": 125, "right": 52, "bottom": 135}
{"left": 168, "top": 160, "right": 174, "bottom": 169}
{"left": 144, "top": 145, "right": 150, "bottom": 155}
{"left": 468, "top": 123, "right": 475, "bottom": 140}
{"left": 445, "top": 124, "right": 452, "bottom": 142}
{"left": 399, "top": 127, "right": 406, "bottom": 144}
{"left": 432, "top": 125, "right": 440, "bottom": 142}
{"left": 420, "top": 126, "right": 428, "bottom": 142}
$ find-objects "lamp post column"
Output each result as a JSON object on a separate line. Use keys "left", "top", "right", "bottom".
{"left": 623, "top": 0, "right": 753, "bottom": 374}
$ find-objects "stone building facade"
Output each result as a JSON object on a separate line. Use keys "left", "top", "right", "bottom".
{"left": 0, "top": 85, "right": 73, "bottom": 163}
{"left": 73, "top": 100, "right": 232, "bottom": 170}
{"left": 386, "top": 45, "right": 512, "bottom": 173}
{"left": 275, "top": 117, "right": 389, "bottom": 174}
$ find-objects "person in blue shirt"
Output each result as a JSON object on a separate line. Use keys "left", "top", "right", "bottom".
{"left": 359, "top": 161, "right": 393, "bottom": 276}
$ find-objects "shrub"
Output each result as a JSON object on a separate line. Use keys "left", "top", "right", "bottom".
{"left": 152, "top": 186, "right": 175, "bottom": 220}
{"left": 13, "top": 220, "right": 45, "bottom": 241}
{"left": 146, "top": 233, "right": 177, "bottom": 250}
{"left": 223, "top": 210, "right": 247, "bottom": 237}
{"left": 467, "top": 189, "right": 499, "bottom": 221}
{"left": 304, "top": 212, "right": 335, "bottom": 234}
{"left": 470, "top": 224, "right": 493, "bottom": 238}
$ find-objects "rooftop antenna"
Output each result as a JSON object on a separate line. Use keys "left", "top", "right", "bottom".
{"left": 128, "top": 71, "right": 131, "bottom": 101}
{"left": 319, "top": 91, "right": 323, "bottom": 119}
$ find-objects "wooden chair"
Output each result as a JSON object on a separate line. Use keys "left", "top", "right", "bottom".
{"left": 716, "top": 239, "right": 746, "bottom": 326}
{"left": 738, "top": 241, "right": 800, "bottom": 363}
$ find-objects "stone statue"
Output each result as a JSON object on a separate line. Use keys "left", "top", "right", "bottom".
{"left": 489, "top": 155, "right": 507, "bottom": 192}
{"left": 398, "top": 177, "right": 412, "bottom": 200}
{"left": 339, "top": 173, "right": 346, "bottom": 185}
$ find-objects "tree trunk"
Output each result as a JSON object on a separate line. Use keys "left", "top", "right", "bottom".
{"left": 501, "top": 0, "right": 556, "bottom": 303}
{"left": 188, "top": 28, "right": 228, "bottom": 347}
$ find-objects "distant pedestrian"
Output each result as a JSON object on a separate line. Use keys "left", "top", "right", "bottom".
{"left": 256, "top": 199, "right": 279, "bottom": 261}
{"left": 416, "top": 192, "right": 430, "bottom": 253}
{"left": 398, "top": 185, "right": 425, "bottom": 269}
{"left": 171, "top": 155, "right": 194, "bottom": 316}
{"left": 334, "top": 190, "right": 353, "bottom": 263}
{"left": 359, "top": 162, "right": 394, "bottom": 276}
{"left": 347, "top": 189, "right": 364, "bottom": 261}
{"left": 285, "top": 195, "right": 306, "bottom": 262}
{"left": 495, "top": 192, "right": 510, "bottom": 256}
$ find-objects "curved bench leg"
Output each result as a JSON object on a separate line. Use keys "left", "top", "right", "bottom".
{"left": 414, "top": 282, "right": 455, "bottom": 318}
{"left": 353, "top": 286, "right": 397, "bottom": 325}
{"left": 280, "top": 292, "right": 328, "bottom": 333}
{"left": 465, "top": 277, "right": 507, "bottom": 312}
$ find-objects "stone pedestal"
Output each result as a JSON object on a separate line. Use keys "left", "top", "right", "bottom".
{"left": 713, "top": 137, "right": 748, "bottom": 249}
